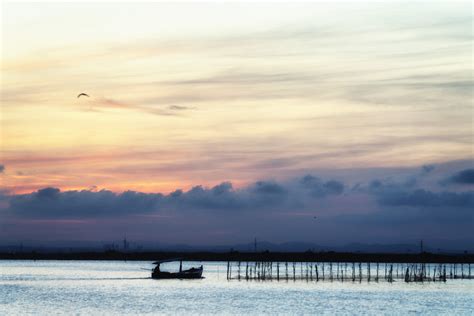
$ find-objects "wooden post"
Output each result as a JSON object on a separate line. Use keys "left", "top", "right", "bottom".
{"left": 293, "top": 262, "right": 296, "bottom": 281}
{"left": 376, "top": 262, "right": 379, "bottom": 282}
{"left": 238, "top": 261, "right": 241, "bottom": 280}
{"left": 367, "top": 262, "right": 371, "bottom": 282}
{"left": 389, "top": 265, "right": 393, "bottom": 283}
{"left": 330, "top": 262, "right": 333, "bottom": 281}
{"left": 352, "top": 262, "right": 355, "bottom": 282}
{"left": 306, "top": 262, "right": 309, "bottom": 281}
{"left": 277, "top": 262, "right": 280, "bottom": 281}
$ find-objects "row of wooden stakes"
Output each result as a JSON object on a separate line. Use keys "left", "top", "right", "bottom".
{"left": 226, "top": 261, "right": 473, "bottom": 282}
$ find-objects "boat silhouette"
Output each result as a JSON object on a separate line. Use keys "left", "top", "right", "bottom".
{"left": 151, "top": 258, "right": 203, "bottom": 279}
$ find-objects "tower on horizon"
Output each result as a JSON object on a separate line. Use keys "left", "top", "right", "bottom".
{"left": 123, "top": 235, "right": 129, "bottom": 251}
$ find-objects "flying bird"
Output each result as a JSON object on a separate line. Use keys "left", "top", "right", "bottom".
{"left": 77, "top": 93, "right": 90, "bottom": 98}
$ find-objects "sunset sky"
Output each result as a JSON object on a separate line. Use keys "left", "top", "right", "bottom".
{"left": 1, "top": 1, "right": 473, "bottom": 249}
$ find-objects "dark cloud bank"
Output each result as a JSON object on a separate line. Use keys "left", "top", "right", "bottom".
{"left": 3, "top": 169, "right": 474, "bottom": 219}
{"left": 6, "top": 176, "right": 345, "bottom": 218}
{"left": 446, "top": 169, "right": 474, "bottom": 185}
{"left": 1, "top": 168, "right": 473, "bottom": 249}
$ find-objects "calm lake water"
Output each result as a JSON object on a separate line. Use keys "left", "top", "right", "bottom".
{"left": 1, "top": 260, "right": 473, "bottom": 315}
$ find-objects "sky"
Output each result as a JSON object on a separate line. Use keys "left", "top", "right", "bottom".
{"left": 0, "top": 1, "right": 473, "bottom": 249}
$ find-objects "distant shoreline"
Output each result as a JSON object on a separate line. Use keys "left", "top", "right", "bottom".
{"left": 1, "top": 251, "right": 473, "bottom": 263}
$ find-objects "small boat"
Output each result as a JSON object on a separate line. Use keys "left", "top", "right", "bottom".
{"left": 151, "top": 258, "right": 203, "bottom": 279}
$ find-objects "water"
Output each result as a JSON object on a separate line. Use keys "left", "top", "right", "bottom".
{"left": 1, "top": 260, "right": 473, "bottom": 315}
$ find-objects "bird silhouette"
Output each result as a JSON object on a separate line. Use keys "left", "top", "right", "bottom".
{"left": 77, "top": 93, "right": 90, "bottom": 98}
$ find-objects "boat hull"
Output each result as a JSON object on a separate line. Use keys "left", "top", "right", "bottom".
{"left": 152, "top": 267, "right": 203, "bottom": 279}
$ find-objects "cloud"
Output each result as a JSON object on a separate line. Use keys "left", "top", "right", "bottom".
{"left": 5, "top": 169, "right": 472, "bottom": 221}
{"left": 84, "top": 98, "right": 192, "bottom": 116}
{"left": 376, "top": 189, "right": 474, "bottom": 208}
{"left": 365, "top": 170, "right": 474, "bottom": 208}
{"left": 0, "top": 165, "right": 4, "bottom": 173}
{"left": 421, "top": 164, "right": 435, "bottom": 174}
{"left": 1, "top": 166, "right": 473, "bottom": 248}
{"left": 8, "top": 188, "right": 164, "bottom": 218}
{"left": 168, "top": 105, "right": 194, "bottom": 111}
{"left": 3, "top": 175, "right": 343, "bottom": 219}
{"left": 445, "top": 169, "right": 474, "bottom": 185}
{"left": 251, "top": 181, "right": 287, "bottom": 195}
{"left": 299, "top": 175, "right": 344, "bottom": 197}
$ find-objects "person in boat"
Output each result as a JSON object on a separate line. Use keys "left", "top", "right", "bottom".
{"left": 187, "top": 265, "right": 203, "bottom": 272}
